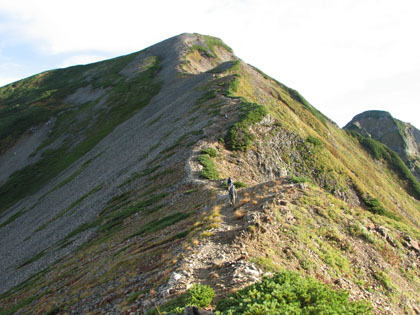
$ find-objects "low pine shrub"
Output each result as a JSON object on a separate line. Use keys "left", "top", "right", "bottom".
{"left": 146, "top": 283, "right": 214, "bottom": 314}
{"left": 201, "top": 147, "right": 218, "bottom": 157}
{"left": 198, "top": 154, "right": 219, "bottom": 180}
{"left": 215, "top": 271, "right": 372, "bottom": 314}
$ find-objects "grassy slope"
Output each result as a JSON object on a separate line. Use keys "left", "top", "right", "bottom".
{"left": 0, "top": 53, "right": 162, "bottom": 214}
{"left": 199, "top": 59, "right": 420, "bottom": 312}
{"left": 226, "top": 61, "right": 420, "bottom": 227}
{"left": 0, "top": 35, "right": 233, "bottom": 314}
{"left": 0, "top": 35, "right": 419, "bottom": 314}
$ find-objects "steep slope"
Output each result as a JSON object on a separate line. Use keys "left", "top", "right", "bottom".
{"left": 344, "top": 110, "right": 420, "bottom": 182}
{"left": 0, "top": 33, "right": 419, "bottom": 314}
{"left": 0, "top": 32, "right": 235, "bottom": 292}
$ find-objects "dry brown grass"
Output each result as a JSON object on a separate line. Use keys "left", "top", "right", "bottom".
{"left": 236, "top": 197, "right": 250, "bottom": 208}
{"left": 200, "top": 231, "right": 214, "bottom": 238}
{"left": 234, "top": 209, "right": 245, "bottom": 219}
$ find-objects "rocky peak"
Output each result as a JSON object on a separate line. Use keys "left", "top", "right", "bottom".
{"left": 344, "top": 110, "right": 420, "bottom": 181}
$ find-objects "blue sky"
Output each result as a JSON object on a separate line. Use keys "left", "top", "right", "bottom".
{"left": 1, "top": 0, "right": 420, "bottom": 128}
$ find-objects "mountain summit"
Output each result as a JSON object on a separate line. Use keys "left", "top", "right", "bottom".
{"left": 0, "top": 33, "right": 419, "bottom": 314}
{"left": 344, "top": 110, "right": 420, "bottom": 182}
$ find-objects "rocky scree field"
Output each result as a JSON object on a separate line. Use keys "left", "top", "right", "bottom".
{"left": 0, "top": 33, "right": 419, "bottom": 314}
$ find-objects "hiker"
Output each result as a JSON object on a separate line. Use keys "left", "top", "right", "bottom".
{"left": 227, "top": 177, "right": 232, "bottom": 187}
{"left": 228, "top": 181, "right": 237, "bottom": 207}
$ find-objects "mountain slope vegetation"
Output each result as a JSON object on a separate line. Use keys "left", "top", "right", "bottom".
{"left": 344, "top": 110, "right": 420, "bottom": 183}
{"left": 0, "top": 33, "right": 419, "bottom": 314}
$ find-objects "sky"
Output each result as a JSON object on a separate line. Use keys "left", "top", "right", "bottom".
{"left": 0, "top": 0, "right": 419, "bottom": 128}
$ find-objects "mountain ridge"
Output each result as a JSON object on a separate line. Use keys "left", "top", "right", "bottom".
{"left": 0, "top": 33, "right": 419, "bottom": 314}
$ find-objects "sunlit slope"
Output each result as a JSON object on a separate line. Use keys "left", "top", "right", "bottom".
{"left": 207, "top": 58, "right": 420, "bottom": 227}
{"left": 0, "top": 33, "right": 419, "bottom": 314}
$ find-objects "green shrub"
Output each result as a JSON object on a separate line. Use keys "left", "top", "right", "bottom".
{"left": 222, "top": 181, "right": 247, "bottom": 189}
{"left": 215, "top": 271, "right": 372, "bottom": 314}
{"left": 360, "top": 138, "right": 387, "bottom": 160}
{"left": 147, "top": 283, "right": 214, "bottom": 314}
{"left": 201, "top": 147, "right": 217, "bottom": 157}
{"left": 198, "top": 154, "right": 219, "bottom": 180}
{"left": 186, "top": 284, "right": 215, "bottom": 308}
{"left": 362, "top": 196, "right": 385, "bottom": 215}
{"left": 290, "top": 175, "right": 310, "bottom": 184}
{"left": 233, "top": 181, "right": 247, "bottom": 188}
{"left": 225, "top": 102, "right": 268, "bottom": 151}
{"left": 353, "top": 184, "right": 400, "bottom": 221}
{"left": 307, "top": 136, "right": 323, "bottom": 147}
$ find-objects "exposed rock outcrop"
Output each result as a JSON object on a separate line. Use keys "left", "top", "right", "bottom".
{"left": 344, "top": 110, "right": 420, "bottom": 181}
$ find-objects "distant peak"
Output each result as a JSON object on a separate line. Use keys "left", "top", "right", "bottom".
{"left": 353, "top": 110, "right": 393, "bottom": 119}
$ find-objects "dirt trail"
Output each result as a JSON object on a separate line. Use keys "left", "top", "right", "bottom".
{"left": 162, "top": 185, "right": 266, "bottom": 301}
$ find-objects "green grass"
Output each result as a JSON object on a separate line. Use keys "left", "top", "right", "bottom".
{"left": 118, "top": 164, "right": 161, "bottom": 187}
{"left": 184, "top": 188, "right": 199, "bottom": 194}
{"left": 17, "top": 250, "right": 47, "bottom": 269}
{"left": 140, "top": 165, "right": 160, "bottom": 177}
{"left": 189, "top": 45, "right": 213, "bottom": 58}
{"left": 34, "top": 183, "right": 103, "bottom": 233}
{"left": 148, "top": 168, "right": 175, "bottom": 181}
{"left": 198, "top": 154, "right": 219, "bottom": 180}
{"left": 287, "top": 88, "right": 328, "bottom": 126}
{"left": 373, "top": 270, "right": 395, "bottom": 292}
{"left": 290, "top": 175, "right": 311, "bottom": 184}
{"left": 197, "top": 90, "right": 217, "bottom": 104}
{"left": 148, "top": 114, "right": 163, "bottom": 126}
{"left": 307, "top": 135, "right": 323, "bottom": 147}
{"left": 0, "top": 292, "right": 45, "bottom": 315}
{"left": 0, "top": 266, "right": 51, "bottom": 301}
{"left": 0, "top": 55, "right": 162, "bottom": 214}
{"left": 224, "top": 102, "right": 268, "bottom": 151}
{"left": 99, "top": 193, "right": 167, "bottom": 233}
{"left": 208, "top": 60, "right": 240, "bottom": 74}
{"left": 39, "top": 154, "right": 98, "bottom": 198}
{"left": 348, "top": 131, "right": 420, "bottom": 201}
{"left": 203, "top": 35, "right": 233, "bottom": 55}
{"left": 233, "top": 181, "right": 247, "bottom": 188}
{"left": 0, "top": 207, "right": 26, "bottom": 228}
{"left": 128, "top": 212, "right": 191, "bottom": 239}
{"left": 56, "top": 191, "right": 168, "bottom": 246}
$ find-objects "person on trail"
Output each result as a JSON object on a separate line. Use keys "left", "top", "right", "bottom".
{"left": 228, "top": 182, "right": 237, "bottom": 207}
{"left": 227, "top": 177, "right": 232, "bottom": 187}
